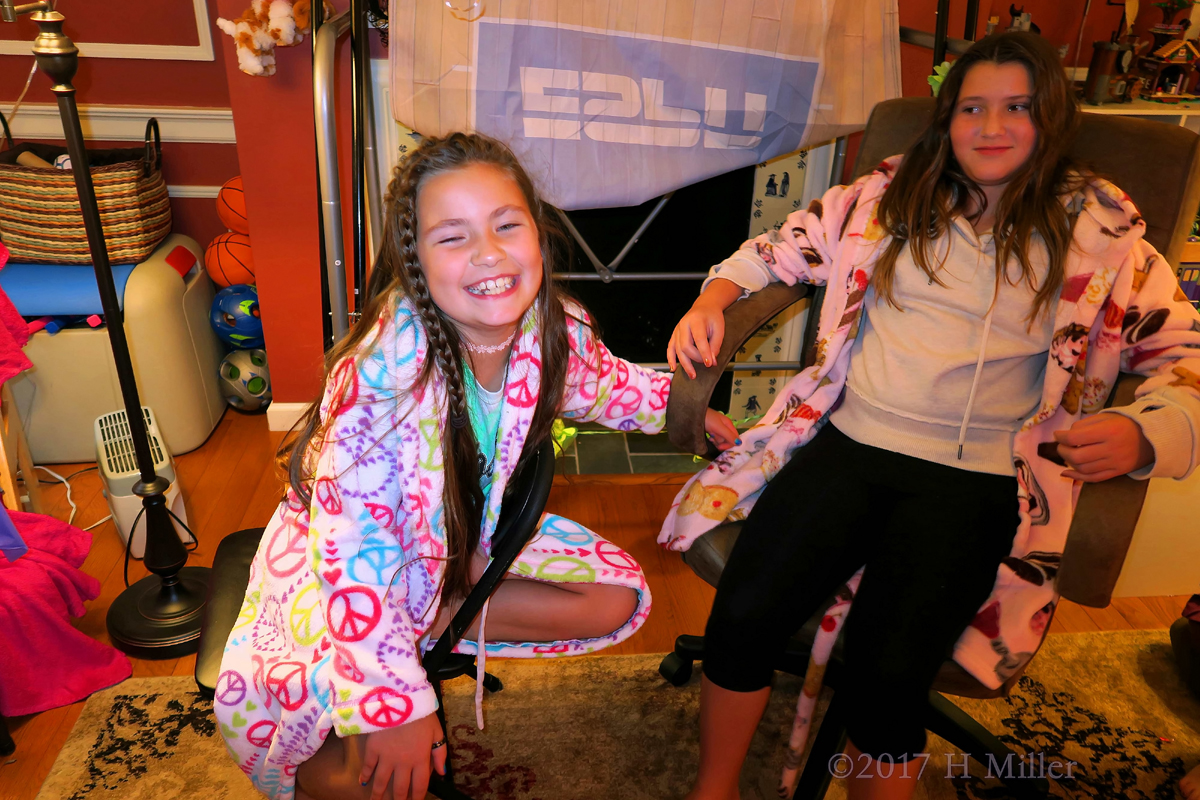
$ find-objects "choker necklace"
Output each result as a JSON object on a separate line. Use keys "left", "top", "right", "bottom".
{"left": 463, "top": 330, "right": 516, "bottom": 355}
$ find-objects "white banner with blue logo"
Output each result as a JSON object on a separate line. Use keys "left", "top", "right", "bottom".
{"left": 389, "top": 0, "right": 900, "bottom": 210}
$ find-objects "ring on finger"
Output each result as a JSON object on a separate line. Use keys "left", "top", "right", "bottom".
{"left": 431, "top": 738, "right": 448, "bottom": 750}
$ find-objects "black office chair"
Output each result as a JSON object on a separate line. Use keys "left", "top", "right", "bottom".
{"left": 657, "top": 96, "right": 1200, "bottom": 800}
{"left": 195, "top": 439, "right": 556, "bottom": 800}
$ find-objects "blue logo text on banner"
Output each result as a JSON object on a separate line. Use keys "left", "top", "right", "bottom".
{"left": 473, "top": 20, "right": 820, "bottom": 209}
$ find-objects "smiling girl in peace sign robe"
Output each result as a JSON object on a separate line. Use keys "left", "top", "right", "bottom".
{"left": 214, "top": 133, "right": 738, "bottom": 800}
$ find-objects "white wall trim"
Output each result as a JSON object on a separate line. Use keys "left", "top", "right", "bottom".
{"left": 168, "top": 185, "right": 222, "bottom": 198}
{"left": 0, "top": 0, "right": 214, "bottom": 61}
{"left": 9, "top": 103, "right": 235, "bottom": 143}
{"left": 267, "top": 402, "right": 309, "bottom": 432}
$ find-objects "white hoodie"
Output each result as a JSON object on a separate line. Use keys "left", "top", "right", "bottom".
{"left": 710, "top": 216, "right": 1191, "bottom": 476}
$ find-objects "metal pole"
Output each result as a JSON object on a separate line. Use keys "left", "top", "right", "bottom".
{"left": 933, "top": 0, "right": 950, "bottom": 69}
{"left": 639, "top": 362, "right": 806, "bottom": 372}
{"left": 607, "top": 192, "right": 673, "bottom": 273}
{"left": 362, "top": 49, "right": 385, "bottom": 265}
{"left": 964, "top": 0, "right": 979, "bottom": 41}
{"left": 554, "top": 271, "right": 708, "bottom": 281}
{"left": 899, "top": 26, "right": 974, "bottom": 56}
{"left": 314, "top": 11, "right": 352, "bottom": 341}
{"left": 351, "top": 0, "right": 369, "bottom": 317}
{"left": 311, "top": 0, "right": 334, "bottom": 350}
{"left": 829, "top": 136, "right": 848, "bottom": 188}
{"left": 555, "top": 208, "right": 614, "bottom": 281}
{"left": 1072, "top": 0, "right": 1094, "bottom": 80}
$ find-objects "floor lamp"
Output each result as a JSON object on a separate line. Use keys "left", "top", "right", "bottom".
{"left": 0, "top": 2, "right": 211, "bottom": 658}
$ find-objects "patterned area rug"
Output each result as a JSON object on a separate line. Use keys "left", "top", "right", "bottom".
{"left": 34, "top": 630, "right": 1200, "bottom": 800}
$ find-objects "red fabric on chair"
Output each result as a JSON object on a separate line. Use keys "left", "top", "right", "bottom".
{"left": 0, "top": 241, "right": 128, "bottom": 716}
{"left": 0, "top": 510, "right": 131, "bottom": 716}
{"left": 0, "top": 242, "right": 33, "bottom": 384}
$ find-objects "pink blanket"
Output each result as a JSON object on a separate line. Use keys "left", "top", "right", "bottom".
{"left": 0, "top": 510, "right": 131, "bottom": 716}
{"left": 0, "top": 242, "right": 32, "bottom": 385}
{"left": 0, "top": 242, "right": 130, "bottom": 716}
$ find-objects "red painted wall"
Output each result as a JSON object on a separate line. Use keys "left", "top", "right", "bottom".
{"left": 0, "top": 0, "right": 231, "bottom": 107}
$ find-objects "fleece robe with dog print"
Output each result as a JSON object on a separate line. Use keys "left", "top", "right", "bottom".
{"left": 659, "top": 158, "right": 1200, "bottom": 788}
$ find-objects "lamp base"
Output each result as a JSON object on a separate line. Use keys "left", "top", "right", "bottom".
{"left": 106, "top": 566, "right": 212, "bottom": 659}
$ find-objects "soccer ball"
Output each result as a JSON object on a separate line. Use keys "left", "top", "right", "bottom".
{"left": 210, "top": 284, "right": 264, "bottom": 349}
{"left": 219, "top": 349, "right": 272, "bottom": 411}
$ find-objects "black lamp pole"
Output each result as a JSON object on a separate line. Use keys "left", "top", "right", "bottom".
{"left": 2, "top": 3, "right": 210, "bottom": 658}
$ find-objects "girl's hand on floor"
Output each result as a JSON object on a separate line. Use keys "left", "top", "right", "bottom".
{"left": 704, "top": 409, "right": 740, "bottom": 451}
{"left": 359, "top": 713, "right": 446, "bottom": 800}
{"left": 1053, "top": 414, "right": 1154, "bottom": 482}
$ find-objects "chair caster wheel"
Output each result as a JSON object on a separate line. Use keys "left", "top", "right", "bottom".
{"left": 659, "top": 652, "right": 693, "bottom": 686}
{"left": 482, "top": 672, "right": 503, "bottom": 693}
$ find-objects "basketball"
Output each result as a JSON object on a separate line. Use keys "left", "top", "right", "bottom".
{"left": 216, "top": 176, "right": 250, "bottom": 234}
{"left": 205, "top": 232, "right": 255, "bottom": 287}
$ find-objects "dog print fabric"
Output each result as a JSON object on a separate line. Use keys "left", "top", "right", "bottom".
{"left": 216, "top": 299, "right": 668, "bottom": 799}
{"left": 659, "top": 156, "right": 1200, "bottom": 696}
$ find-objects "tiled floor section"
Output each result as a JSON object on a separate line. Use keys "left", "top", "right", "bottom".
{"left": 556, "top": 422, "right": 707, "bottom": 475}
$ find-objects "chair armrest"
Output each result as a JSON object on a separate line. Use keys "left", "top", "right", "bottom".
{"left": 665, "top": 282, "right": 810, "bottom": 456}
{"left": 1056, "top": 373, "right": 1150, "bottom": 608}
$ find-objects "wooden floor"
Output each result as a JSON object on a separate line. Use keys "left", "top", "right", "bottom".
{"left": 0, "top": 411, "right": 1191, "bottom": 800}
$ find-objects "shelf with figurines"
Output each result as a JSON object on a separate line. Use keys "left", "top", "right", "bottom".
{"left": 1079, "top": 0, "right": 1200, "bottom": 127}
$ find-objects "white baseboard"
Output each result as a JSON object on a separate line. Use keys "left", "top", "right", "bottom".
{"left": 168, "top": 185, "right": 223, "bottom": 199}
{"left": 267, "top": 402, "right": 310, "bottom": 432}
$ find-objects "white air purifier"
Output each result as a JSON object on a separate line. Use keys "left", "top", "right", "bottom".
{"left": 95, "top": 407, "right": 193, "bottom": 559}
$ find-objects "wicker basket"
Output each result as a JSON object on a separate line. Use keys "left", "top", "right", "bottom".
{"left": 0, "top": 118, "right": 171, "bottom": 265}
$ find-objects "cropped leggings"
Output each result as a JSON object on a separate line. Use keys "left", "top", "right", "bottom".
{"left": 702, "top": 423, "right": 1019, "bottom": 759}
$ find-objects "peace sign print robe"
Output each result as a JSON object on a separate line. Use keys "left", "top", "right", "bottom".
{"left": 215, "top": 298, "right": 669, "bottom": 799}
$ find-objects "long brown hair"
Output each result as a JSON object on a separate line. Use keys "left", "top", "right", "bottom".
{"left": 874, "top": 31, "right": 1083, "bottom": 322}
{"left": 279, "top": 132, "right": 577, "bottom": 599}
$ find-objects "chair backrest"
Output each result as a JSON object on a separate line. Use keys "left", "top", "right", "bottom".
{"left": 491, "top": 439, "right": 557, "bottom": 551}
{"left": 851, "top": 96, "right": 1200, "bottom": 265}
{"left": 421, "top": 438, "right": 556, "bottom": 671}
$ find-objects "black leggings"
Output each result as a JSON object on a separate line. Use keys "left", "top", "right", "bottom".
{"left": 703, "top": 423, "right": 1019, "bottom": 760}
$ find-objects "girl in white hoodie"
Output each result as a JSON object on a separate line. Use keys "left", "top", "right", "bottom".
{"left": 664, "top": 32, "right": 1200, "bottom": 800}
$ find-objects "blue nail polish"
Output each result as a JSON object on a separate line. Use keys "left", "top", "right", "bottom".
{"left": 735, "top": 438, "right": 742, "bottom": 445}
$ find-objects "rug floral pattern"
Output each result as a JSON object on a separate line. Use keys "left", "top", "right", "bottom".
{"left": 33, "top": 631, "right": 1200, "bottom": 800}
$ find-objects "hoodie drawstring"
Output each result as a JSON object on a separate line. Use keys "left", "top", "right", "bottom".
{"left": 473, "top": 598, "right": 490, "bottom": 729}
{"left": 957, "top": 239, "right": 999, "bottom": 460}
